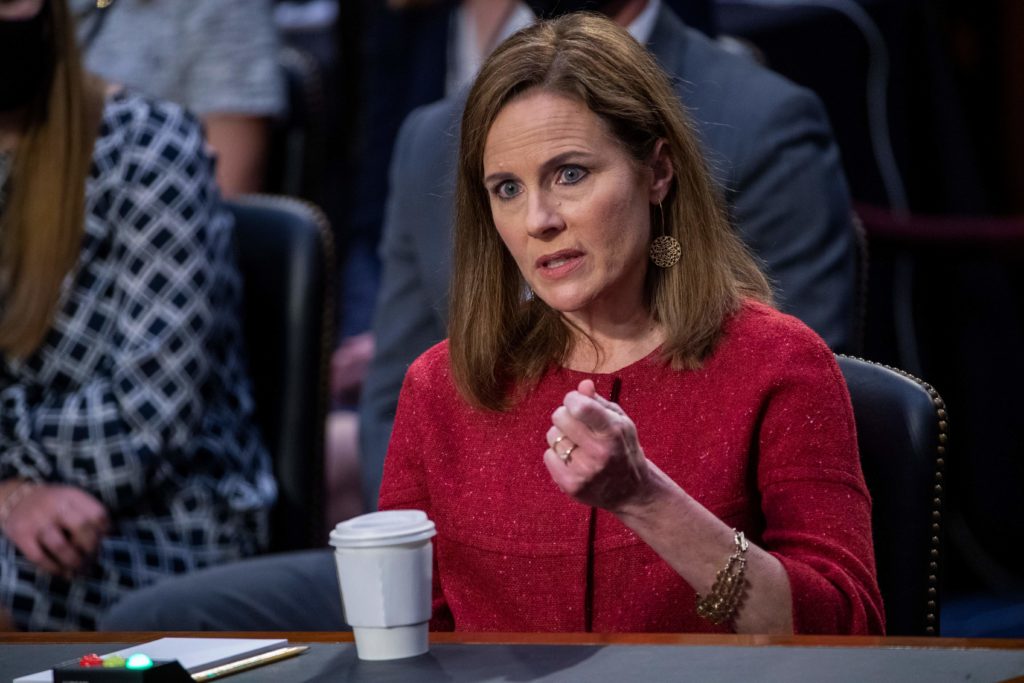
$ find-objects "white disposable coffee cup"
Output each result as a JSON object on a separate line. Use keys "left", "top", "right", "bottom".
{"left": 329, "top": 509, "right": 437, "bottom": 661}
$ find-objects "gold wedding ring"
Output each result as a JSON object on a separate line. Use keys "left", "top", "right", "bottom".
{"left": 558, "top": 443, "right": 576, "bottom": 464}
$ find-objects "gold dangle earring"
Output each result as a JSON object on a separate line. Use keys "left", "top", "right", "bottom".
{"left": 649, "top": 202, "right": 681, "bottom": 268}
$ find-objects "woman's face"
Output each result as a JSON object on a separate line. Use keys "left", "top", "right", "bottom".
{"left": 0, "top": 0, "right": 44, "bottom": 21}
{"left": 483, "top": 89, "right": 672, "bottom": 324}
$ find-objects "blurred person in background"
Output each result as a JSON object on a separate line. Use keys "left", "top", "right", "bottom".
{"left": 0, "top": 0, "right": 274, "bottom": 631}
{"left": 325, "top": 0, "right": 535, "bottom": 525}
{"left": 68, "top": 0, "right": 286, "bottom": 196}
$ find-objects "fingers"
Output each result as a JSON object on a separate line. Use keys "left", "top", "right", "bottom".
{"left": 553, "top": 401, "right": 615, "bottom": 454}
{"left": 0, "top": 488, "right": 68, "bottom": 576}
{"left": 545, "top": 424, "right": 563, "bottom": 449}
{"left": 2, "top": 485, "right": 110, "bottom": 577}
{"left": 588, "top": 391, "right": 625, "bottom": 415}
{"left": 550, "top": 406, "right": 590, "bottom": 458}
{"left": 542, "top": 447, "right": 573, "bottom": 487}
{"left": 17, "top": 535, "right": 65, "bottom": 577}
{"left": 58, "top": 490, "right": 110, "bottom": 558}
{"left": 564, "top": 388, "right": 628, "bottom": 434}
{"left": 574, "top": 380, "right": 625, "bottom": 413}
{"left": 547, "top": 387, "right": 629, "bottom": 466}
{"left": 60, "top": 514, "right": 103, "bottom": 559}
{"left": 544, "top": 380, "right": 650, "bottom": 507}
{"left": 67, "top": 489, "right": 110, "bottom": 534}
{"left": 38, "top": 524, "right": 84, "bottom": 577}
{"left": 41, "top": 497, "right": 108, "bottom": 576}
{"left": 545, "top": 426, "right": 577, "bottom": 469}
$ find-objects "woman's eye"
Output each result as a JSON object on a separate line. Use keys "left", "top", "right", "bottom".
{"left": 558, "top": 165, "right": 587, "bottom": 185}
{"left": 495, "top": 180, "right": 521, "bottom": 199}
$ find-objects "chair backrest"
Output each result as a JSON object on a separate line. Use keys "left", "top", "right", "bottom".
{"left": 226, "top": 195, "right": 334, "bottom": 552}
{"left": 837, "top": 355, "right": 948, "bottom": 636}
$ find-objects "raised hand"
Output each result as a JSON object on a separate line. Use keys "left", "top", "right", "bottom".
{"left": 543, "top": 379, "right": 654, "bottom": 511}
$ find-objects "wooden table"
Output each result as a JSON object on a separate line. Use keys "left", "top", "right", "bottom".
{"left": 4, "top": 632, "right": 1024, "bottom": 682}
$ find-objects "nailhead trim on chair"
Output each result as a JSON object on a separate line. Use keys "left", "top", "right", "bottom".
{"left": 241, "top": 194, "right": 336, "bottom": 406}
{"left": 239, "top": 193, "right": 337, "bottom": 546}
{"left": 839, "top": 355, "right": 947, "bottom": 636}
{"left": 850, "top": 212, "right": 870, "bottom": 356}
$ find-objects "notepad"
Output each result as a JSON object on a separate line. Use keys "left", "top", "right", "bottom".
{"left": 15, "top": 637, "right": 288, "bottom": 682}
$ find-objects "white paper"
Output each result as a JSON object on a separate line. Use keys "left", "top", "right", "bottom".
{"left": 14, "top": 637, "right": 288, "bottom": 682}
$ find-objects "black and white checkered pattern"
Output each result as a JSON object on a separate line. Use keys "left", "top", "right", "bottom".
{"left": 0, "top": 91, "right": 276, "bottom": 631}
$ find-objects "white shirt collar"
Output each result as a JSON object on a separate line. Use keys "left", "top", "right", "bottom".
{"left": 627, "top": 0, "right": 661, "bottom": 45}
{"left": 447, "top": 0, "right": 661, "bottom": 95}
{"left": 448, "top": 2, "right": 535, "bottom": 96}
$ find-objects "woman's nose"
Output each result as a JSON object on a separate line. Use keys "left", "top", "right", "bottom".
{"left": 525, "top": 191, "right": 565, "bottom": 238}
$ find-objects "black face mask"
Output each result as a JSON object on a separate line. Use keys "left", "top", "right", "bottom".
{"left": 0, "top": 5, "right": 52, "bottom": 113}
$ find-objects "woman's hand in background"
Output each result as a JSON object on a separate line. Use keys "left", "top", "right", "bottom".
{"left": 329, "top": 332, "right": 376, "bottom": 406}
{"left": 0, "top": 482, "right": 109, "bottom": 578}
{"left": 544, "top": 379, "right": 656, "bottom": 511}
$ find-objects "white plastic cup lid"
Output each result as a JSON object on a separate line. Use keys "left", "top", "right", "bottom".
{"left": 329, "top": 509, "right": 436, "bottom": 549}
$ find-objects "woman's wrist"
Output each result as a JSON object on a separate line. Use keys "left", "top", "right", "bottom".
{"left": 612, "top": 459, "right": 683, "bottom": 519}
{"left": 0, "top": 478, "right": 37, "bottom": 530}
{"left": 0, "top": 478, "right": 29, "bottom": 501}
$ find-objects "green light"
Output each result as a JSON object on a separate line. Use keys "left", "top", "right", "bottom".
{"left": 125, "top": 653, "right": 154, "bottom": 670}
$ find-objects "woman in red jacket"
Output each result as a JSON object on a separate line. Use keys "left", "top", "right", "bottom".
{"left": 379, "top": 12, "right": 884, "bottom": 635}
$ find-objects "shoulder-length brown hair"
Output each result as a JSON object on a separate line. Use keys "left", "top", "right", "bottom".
{"left": 0, "top": 0, "right": 104, "bottom": 358}
{"left": 449, "top": 12, "right": 771, "bottom": 411}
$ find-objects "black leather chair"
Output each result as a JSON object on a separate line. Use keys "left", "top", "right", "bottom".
{"left": 226, "top": 195, "right": 334, "bottom": 552}
{"left": 838, "top": 355, "right": 948, "bottom": 636}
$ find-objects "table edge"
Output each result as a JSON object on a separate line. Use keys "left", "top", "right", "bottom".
{"left": 2, "top": 632, "right": 1022, "bottom": 650}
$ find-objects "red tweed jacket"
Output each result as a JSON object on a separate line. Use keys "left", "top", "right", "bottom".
{"left": 379, "top": 301, "right": 884, "bottom": 634}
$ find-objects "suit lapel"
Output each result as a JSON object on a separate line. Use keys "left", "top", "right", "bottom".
{"left": 646, "top": 6, "right": 690, "bottom": 82}
{"left": 420, "top": 95, "right": 467, "bottom": 324}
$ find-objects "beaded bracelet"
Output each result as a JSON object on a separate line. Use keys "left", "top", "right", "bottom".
{"left": 0, "top": 480, "right": 36, "bottom": 532}
{"left": 695, "top": 529, "right": 749, "bottom": 625}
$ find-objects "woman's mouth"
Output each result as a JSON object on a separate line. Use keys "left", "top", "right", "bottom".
{"left": 537, "top": 250, "right": 584, "bottom": 278}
